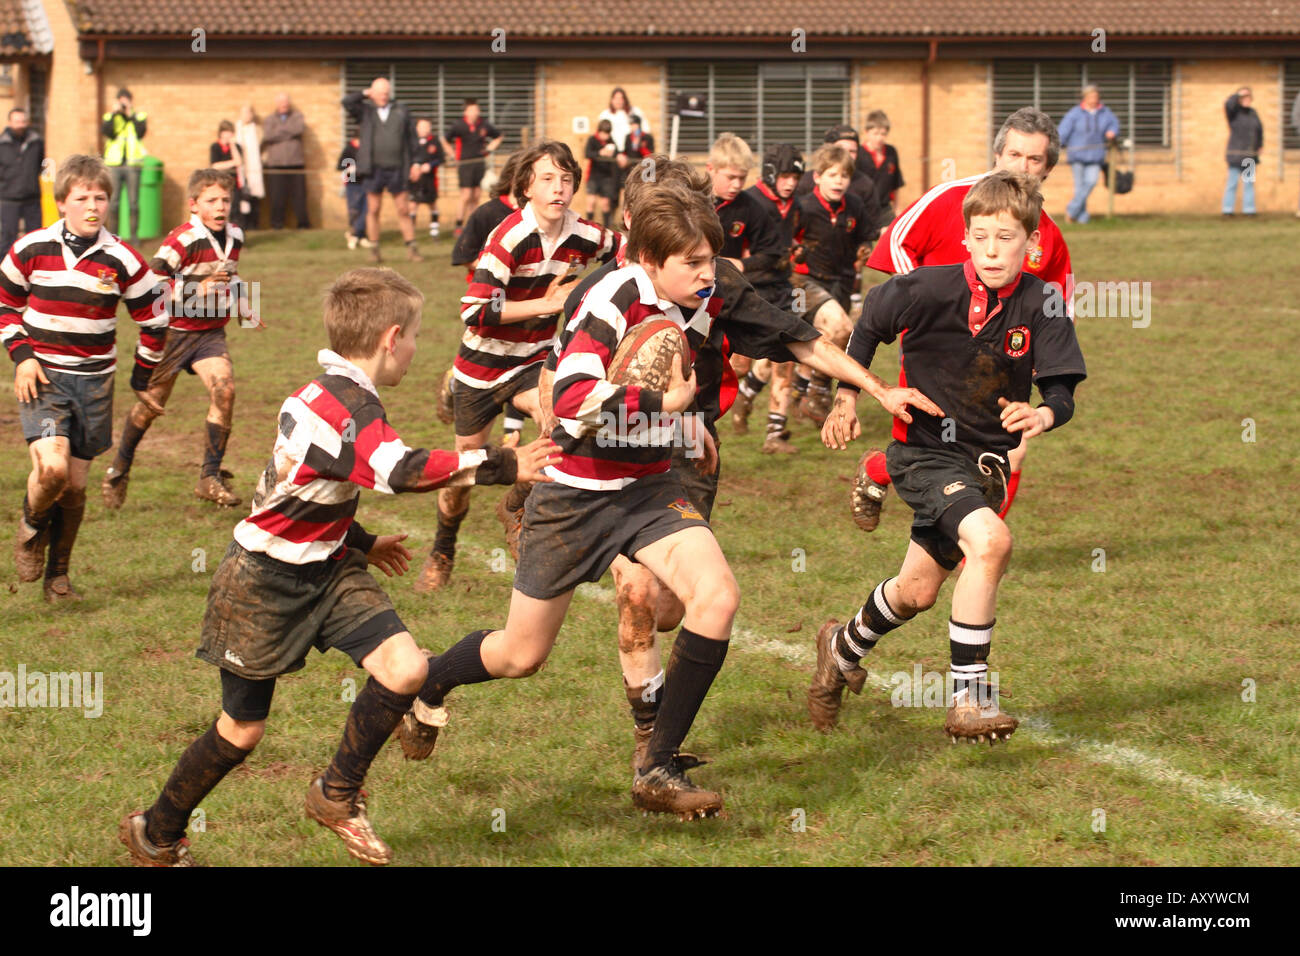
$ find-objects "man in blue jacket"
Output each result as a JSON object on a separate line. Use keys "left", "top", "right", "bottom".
{"left": 1058, "top": 85, "right": 1119, "bottom": 224}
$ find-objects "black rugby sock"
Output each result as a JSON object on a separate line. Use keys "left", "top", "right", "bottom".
{"left": 418, "top": 629, "right": 494, "bottom": 706}
{"left": 321, "top": 678, "right": 415, "bottom": 802}
{"left": 765, "top": 413, "right": 787, "bottom": 438}
{"left": 625, "top": 672, "right": 664, "bottom": 729}
{"left": 146, "top": 720, "right": 250, "bottom": 846}
{"left": 45, "top": 488, "right": 85, "bottom": 579}
{"left": 116, "top": 416, "right": 150, "bottom": 468}
{"left": 834, "top": 578, "right": 911, "bottom": 670}
{"left": 739, "top": 370, "right": 767, "bottom": 399}
{"left": 643, "top": 628, "right": 728, "bottom": 771}
{"left": 432, "top": 507, "right": 467, "bottom": 558}
{"left": 22, "top": 493, "right": 52, "bottom": 533}
{"left": 200, "top": 422, "right": 231, "bottom": 479}
{"left": 949, "top": 619, "right": 994, "bottom": 701}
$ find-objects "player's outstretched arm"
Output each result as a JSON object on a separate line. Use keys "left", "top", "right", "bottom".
{"left": 366, "top": 533, "right": 413, "bottom": 577}
{"left": 821, "top": 387, "right": 861, "bottom": 450}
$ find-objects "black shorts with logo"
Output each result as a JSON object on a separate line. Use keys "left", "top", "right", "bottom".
{"left": 197, "top": 541, "right": 406, "bottom": 702}
{"left": 513, "top": 469, "right": 711, "bottom": 600}
{"left": 149, "top": 327, "right": 231, "bottom": 386}
{"left": 18, "top": 367, "right": 115, "bottom": 459}
{"left": 885, "top": 441, "right": 1008, "bottom": 570}
{"left": 458, "top": 159, "right": 486, "bottom": 190}
{"left": 453, "top": 362, "right": 542, "bottom": 437}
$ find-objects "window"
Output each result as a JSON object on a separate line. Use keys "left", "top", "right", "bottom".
{"left": 28, "top": 66, "right": 47, "bottom": 136}
{"left": 1284, "top": 61, "right": 1300, "bottom": 150}
{"left": 992, "top": 61, "right": 1172, "bottom": 148}
{"left": 666, "top": 61, "right": 850, "bottom": 155}
{"left": 343, "top": 61, "right": 536, "bottom": 150}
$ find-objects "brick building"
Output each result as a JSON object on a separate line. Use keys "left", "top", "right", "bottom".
{"left": 1, "top": 1, "right": 1298, "bottom": 229}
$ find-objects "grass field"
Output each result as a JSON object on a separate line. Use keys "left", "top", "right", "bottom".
{"left": 1, "top": 214, "right": 1297, "bottom": 866}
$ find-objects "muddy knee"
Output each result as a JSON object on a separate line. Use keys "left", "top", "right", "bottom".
{"left": 210, "top": 377, "right": 236, "bottom": 420}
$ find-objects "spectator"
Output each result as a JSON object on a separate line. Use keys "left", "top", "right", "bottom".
{"left": 599, "top": 87, "right": 648, "bottom": 155}
{"left": 101, "top": 87, "right": 147, "bottom": 242}
{"left": 342, "top": 77, "right": 422, "bottom": 262}
{"left": 1223, "top": 87, "right": 1263, "bottom": 217}
{"left": 262, "top": 92, "right": 311, "bottom": 229}
{"left": 1058, "top": 85, "right": 1119, "bottom": 224}
{"left": 209, "top": 120, "right": 246, "bottom": 228}
{"left": 442, "top": 97, "right": 502, "bottom": 236}
{"left": 235, "top": 105, "right": 264, "bottom": 229}
{"left": 0, "top": 108, "right": 44, "bottom": 257}
{"left": 337, "top": 135, "right": 369, "bottom": 250}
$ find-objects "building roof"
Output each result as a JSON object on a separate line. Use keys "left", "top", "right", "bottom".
{"left": 65, "top": 1, "right": 1300, "bottom": 39}
{"left": 2, "top": 0, "right": 53, "bottom": 56}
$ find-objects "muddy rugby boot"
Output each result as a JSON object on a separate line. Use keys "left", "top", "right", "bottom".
{"left": 944, "top": 683, "right": 1019, "bottom": 745}
{"left": 850, "top": 449, "right": 889, "bottom": 532}
{"left": 632, "top": 755, "right": 723, "bottom": 821}
{"left": 119, "top": 811, "right": 198, "bottom": 867}
{"left": 305, "top": 776, "right": 393, "bottom": 865}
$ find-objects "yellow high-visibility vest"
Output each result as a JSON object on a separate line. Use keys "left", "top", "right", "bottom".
{"left": 103, "top": 112, "right": 149, "bottom": 165}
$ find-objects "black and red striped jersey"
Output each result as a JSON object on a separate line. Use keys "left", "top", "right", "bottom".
{"left": 455, "top": 204, "right": 621, "bottom": 389}
{"left": 444, "top": 116, "right": 499, "bottom": 162}
{"left": 149, "top": 215, "right": 245, "bottom": 331}
{"left": 549, "top": 263, "right": 721, "bottom": 491}
{"left": 741, "top": 182, "right": 798, "bottom": 292}
{"left": 234, "top": 350, "right": 516, "bottom": 564}
{"left": 846, "top": 261, "right": 1086, "bottom": 458}
{"left": 0, "top": 221, "right": 164, "bottom": 376}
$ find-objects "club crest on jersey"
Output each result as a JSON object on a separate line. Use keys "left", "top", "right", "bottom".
{"left": 845, "top": 217, "right": 857, "bottom": 232}
{"left": 1026, "top": 245, "right": 1044, "bottom": 269}
{"left": 729, "top": 221, "right": 744, "bottom": 237}
{"left": 94, "top": 268, "right": 116, "bottom": 293}
{"left": 668, "top": 498, "right": 703, "bottom": 521}
{"left": 1004, "top": 326, "right": 1030, "bottom": 358}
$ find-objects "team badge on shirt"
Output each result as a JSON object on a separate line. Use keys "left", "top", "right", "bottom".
{"left": 94, "top": 268, "right": 116, "bottom": 293}
{"left": 1004, "top": 326, "right": 1030, "bottom": 358}
{"left": 1026, "top": 245, "right": 1044, "bottom": 269}
{"left": 845, "top": 217, "right": 857, "bottom": 232}
{"left": 668, "top": 498, "right": 703, "bottom": 521}
{"left": 729, "top": 221, "right": 744, "bottom": 237}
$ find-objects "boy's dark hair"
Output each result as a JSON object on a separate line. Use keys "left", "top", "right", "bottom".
{"left": 622, "top": 154, "right": 710, "bottom": 220}
{"left": 993, "top": 107, "right": 1061, "bottom": 172}
{"left": 323, "top": 268, "right": 424, "bottom": 359}
{"left": 463, "top": 97, "right": 478, "bottom": 108}
{"left": 625, "top": 182, "right": 723, "bottom": 268}
{"left": 864, "top": 110, "right": 890, "bottom": 132}
{"left": 187, "top": 168, "right": 234, "bottom": 201}
{"left": 54, "top": 154, "right": 113, "bottom": 203}
{"left": 491, "top": 149, "right": 525, "bottom": 200}
{"left": 824, "top": 124, "right": 859, "bottom": 145}
{"left": 596, "top": 119, "right": 613, "bottom": 135}
{"left": 8, "top": 108, "right": 26, "bottom": 120}
{"left": 513, "top": 140, "right": 583, "bottom": 207}
{"left": 217, "top": 120, "right": 234, "bottom": 135}
{"left": 962, "top": 169, "right": 1043, "bottom": 236}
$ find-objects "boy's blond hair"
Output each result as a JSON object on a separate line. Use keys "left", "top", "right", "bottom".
{"left": 625, "top": 182, "right": 723, "bottom": 268}
{"left": 187, "top": 168, "right": 234, "bottom": 201}
{"left": 54, "top": 155, "right": 113, "bottom": 203}
{"left": 811, "top": 144, "right": 855, "bottom": 178}
{"left": 708, "top": 132, "right": 755, "bottom": 172}
{"left": 622, "top": 154, "right": 711, "bottom": 220}
{"left": 323, "top": 268, "right": 424, "bottom": 359}
{"left": 962, "top": 169, "right": 1043, "bottom": 237}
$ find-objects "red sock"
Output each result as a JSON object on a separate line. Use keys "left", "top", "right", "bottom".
{"left": 866, "top": 450, "right": 891, "bottom": 486}
{"left": 997, "top": 469, "right": 1022, "bottom": 520}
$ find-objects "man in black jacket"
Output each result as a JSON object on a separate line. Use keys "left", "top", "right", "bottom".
{"left": 1222, "top": 87, "right": 1263, "bottom": 216}
{"left": 0, "top": 110, "right": 43, "bottom": 257}
{"left": 342, "top": 78, "right": 422, "bottom": 262}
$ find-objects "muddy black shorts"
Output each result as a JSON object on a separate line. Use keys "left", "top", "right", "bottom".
{"left": 458, "top": 160, "right": 486, "bottom": 190}
{"left": 149, "top": 327, "right": 231, "bottom": 387}
{"left": 885, "top": 441, "right": 1008, "bottom": 570}
{"left": 196, "top": 541, "right": 407, "bottom": 685}
{"left": 586, "top": 170, "right": 619, "bottom": 202}
{"left": 513, "top": 469, "right": 712, "bottom": 600}
{"left": 670, "top": 438, "right": 720, "bottom": 520}
{"left": 453, "top": 362, "right": 541, "bottom": 437}
{"left": 18, "top": 367, "right": 114, "bottom": 459}
{"left": 792, "top": 274, "right": 851, "bottom": 319}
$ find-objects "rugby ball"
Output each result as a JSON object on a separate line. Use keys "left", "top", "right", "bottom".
{"left": 608, "top": 319, "right": 689, "bottom": 390}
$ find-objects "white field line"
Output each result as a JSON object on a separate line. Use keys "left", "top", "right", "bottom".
{"left": 454, "top": 545, "right": 1300, "bottom": 839}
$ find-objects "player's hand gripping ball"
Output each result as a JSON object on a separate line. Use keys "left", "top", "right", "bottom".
{"left": 607, "top": 319, "right": 689, "bottom": 391}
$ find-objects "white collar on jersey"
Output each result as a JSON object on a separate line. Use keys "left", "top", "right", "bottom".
{"left": 625, "top": 262, "right": 714, "bottom": 338}
{"left": 317, "top": 349, "right": 379, "bottom": 398}
{"left": 519, "top": 201, "right": 577, "bottom": 244}
{"left": 188, "top": 212, "right": 238, "bottom": 261}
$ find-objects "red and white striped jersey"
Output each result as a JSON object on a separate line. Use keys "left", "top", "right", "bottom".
{"left": 454, "top": 204, "right": 621, "bottom": 389}
{"left": 149, "top": 214, "right": 245, "bottom": 331}
{"left": 234, "top": 350, "right": 516, "bottom": 564}
{"left": 866, "top": 172, "right": 1074, "bottom": 315}
{"left": 0, "top": 221, "right": 164, "bottom": 375}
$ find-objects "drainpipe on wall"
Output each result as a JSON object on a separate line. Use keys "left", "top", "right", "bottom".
{"left": 94, "top": 39, "right": 105, "bottom": 154}
{"left": 921, "top": 40, "right": 938, "bottom": 192}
